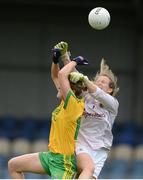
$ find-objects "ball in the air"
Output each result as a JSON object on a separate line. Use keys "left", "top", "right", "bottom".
{"left": 88, "top": 7, "right": 111, "bottom": 30}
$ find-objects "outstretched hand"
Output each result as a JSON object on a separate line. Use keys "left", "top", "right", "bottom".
{"left": 69, "top": 72, "right": 84, "bottom": 83}
{"left": 72, "top": 56, "right": 88, "bottom": 65}
{"left": 54, "top": 41, "right": 68, "bottom": 55}
{"left": 69, "top": 72, "right": 90, "bottom": 84}
{"left": 52, "top": 41, "right": 69, "bottom": 64}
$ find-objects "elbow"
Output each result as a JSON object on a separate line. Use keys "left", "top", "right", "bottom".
{"left": 58, "top": 70, "right": 64, "bottom": 78}
{"left": 58, "top": 70, "right": 67, "bottom": 81}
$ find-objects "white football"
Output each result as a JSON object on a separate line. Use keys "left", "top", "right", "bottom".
{"left": 88, "top": 7, "right": 111, "bottom": 30}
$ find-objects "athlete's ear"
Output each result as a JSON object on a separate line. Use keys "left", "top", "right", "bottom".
{"left": 107, "top": 87, "right": 113, "bottom": 94}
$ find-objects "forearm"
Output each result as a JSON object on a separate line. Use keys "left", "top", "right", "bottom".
{"left": 61, "top": 52, "right": 71, "bottom": 65}
{"left": 62, "top": 55, "right": 78, "bottom": 73}
{"left": 58, "top": 61, "right": 77, "bottom": 78}
{"left": 90, "top": 87, "right": 119, "bottom": 113}
{"left": 84, "top": 78, "right": 98, "bottom": 93}
{"left": 51, "top": 62, "right": 60, "bottom": 80}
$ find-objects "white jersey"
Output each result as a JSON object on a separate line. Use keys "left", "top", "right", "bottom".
{"left": 77, "top": 87, "right": 119, "bottom": 150}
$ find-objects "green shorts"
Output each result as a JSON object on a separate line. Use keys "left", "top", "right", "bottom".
{"left": 39, "top": 151, "right": 76, "bottom": 179}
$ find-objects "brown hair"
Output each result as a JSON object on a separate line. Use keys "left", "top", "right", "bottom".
{"left": 69, "top": 81, "right": 86, "bottom": 97}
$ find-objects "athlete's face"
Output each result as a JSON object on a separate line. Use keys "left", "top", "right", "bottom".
{"left": 94, "top": 75, "right": 113, "bottom": 94}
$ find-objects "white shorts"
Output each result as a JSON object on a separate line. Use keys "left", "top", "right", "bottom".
{"left": 76, "top": 144, "right": 108, "bottom": 178}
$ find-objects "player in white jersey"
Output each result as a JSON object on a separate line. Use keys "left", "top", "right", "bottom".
{"left": 54, "top": 41, "right": 119, "bottom": 179}
{"left": 75, "top": 64, "right": 119, "bottom": 178}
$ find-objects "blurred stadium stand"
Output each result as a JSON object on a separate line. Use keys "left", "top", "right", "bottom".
{"left": 0, "top": 116, "right": 51, "bottom": 179}
{"left": 0, "top": 116, "right": 143, "bottom": 178}
{"left": 100, "top": 122, "right": 143, "bottom": 179}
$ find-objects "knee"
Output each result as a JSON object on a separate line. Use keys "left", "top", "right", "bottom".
{"left": 8, "top": 158, "right": 17, "bottom": 172}
{"left": 77, "top": 165, "right": 95, "bottom": 179}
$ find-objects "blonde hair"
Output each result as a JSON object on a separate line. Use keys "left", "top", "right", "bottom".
{"left": 94, "top": 58, "right": 119, "bottom": 96}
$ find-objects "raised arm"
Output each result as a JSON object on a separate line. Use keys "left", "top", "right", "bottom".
{"left": 51, "top": 62, "right": 60, "bottom": 90}
{"left": 51, "top": 48, "right": 62, "bottom": 90}
{"left": 70, "top": 73, "right": 118, "bottom": 113}
{"left": 58, "top": 61, "right": 77, "bottom": 100}
{"left": 58, "top": 56, "right": 88, "bottom": 100}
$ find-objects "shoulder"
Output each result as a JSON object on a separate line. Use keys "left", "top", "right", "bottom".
{"left": 63, "top": 90, "right": 84, "bottom": 109}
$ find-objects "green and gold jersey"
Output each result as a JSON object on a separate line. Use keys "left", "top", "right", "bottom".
{"left": 48, "top": 90, "right": 84, "bottom": 155}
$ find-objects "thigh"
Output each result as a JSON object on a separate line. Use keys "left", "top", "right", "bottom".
{"left": 76, "top": 153, "right": 94, "bottom": 170}
{"left": 76, "top": 144, "right": 94, "bottom": 170}
{"left": 48, "top": 152, "right": 76, "bottom": 179}
{"left": 11, "top": 153, "right": 46, "bottom": 174}
{"left": 92, "top": 148, "right": 108, "bottom": 178}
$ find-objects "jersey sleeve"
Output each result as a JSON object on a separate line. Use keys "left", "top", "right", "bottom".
{"left": 90, "top": 86, "right": 119, "bottom": 115}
